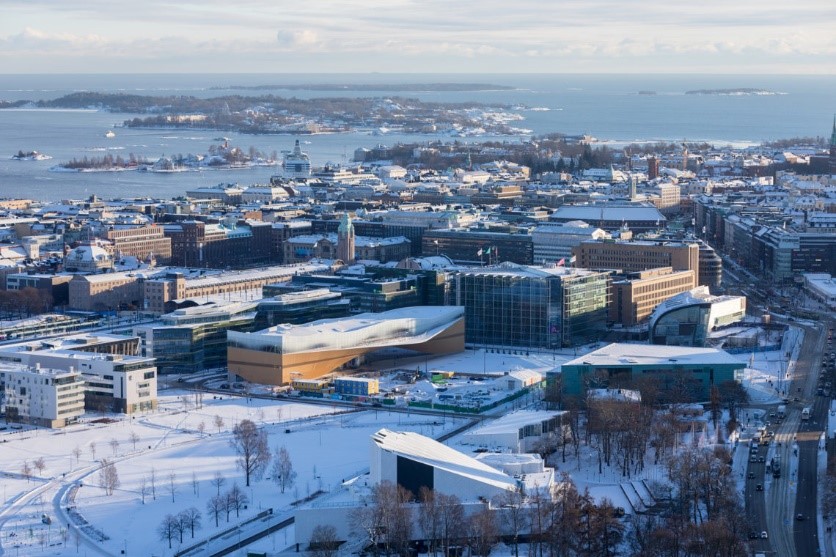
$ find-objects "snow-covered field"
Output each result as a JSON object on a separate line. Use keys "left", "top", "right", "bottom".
{"left": 0, "top": 391, "right": 468, "bottom": 557}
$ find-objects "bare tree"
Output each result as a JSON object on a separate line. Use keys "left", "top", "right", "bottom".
{"left": 225, "top": 483, "right": 249, "bottom": 519}
{"left": 309, "top": 524, "right": 340, "bottom": 557}
{"left": 351, "top": 481, "right": 413, "bottom": 557}
{"left": 109, "top": 438, "right": 119, "bottom": 456}
{"left": 271, "top": 445, "right": 296, "bottom": 493}
{"left": 89, "top": 441, "right": 97, "bottom": 460}
{"left": 168, "top": 471, "right": 178, "bottom": 503}
{"left": 207, "top": 494, "right": 225, "bottom": 527}
{"left": 21, "top": 460, "right": 31, "bottom": 482}
{"left": 230, "top": 419, "right": 271, "bottom": 487}
{"left": 33, "top": 457, "right": 46, "bottom": 477}
{"left": 178, "top": 507, "right": 202, "bottom": 539}
{"left": 467, "top": 504, "right": 498, "bottom": 557}
{"left": 196, "top": 421, "right": 206, "bottom": 436}
{"left": 211, "top": 471, "right": 226, "bottom": 496}
{"left": 98, "top": 459, "right": 120, "bottom": 496}
{"left": 129, "top": 431, "right": 140, "bottom": 451}
{"left": 139, "top": 476, "right": 149, "bottom": 504}
{"left": 192, "top": 471, "right": 199, "bottom": 496}
{"left": 150, "top": 467, "right": 157, "bottom": 500}
{"left": 495, "top": 489, "right": 527, "bottom": 557}
{"left": 418, "top": 487, "right": 441, "bottom": 556}
{"left": 157, "top": 514, "right": 181, "bottom": 549}
{"left": 214, "top": 414, "right": 224, "bottom": 433}
{"left": 72, "top": 446, "right": 82, "bottom": 464}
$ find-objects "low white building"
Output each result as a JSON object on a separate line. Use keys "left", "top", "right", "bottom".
{"left": 462, "top": 410, "right": 568, "bottom": 453}
{"left": 0, "top": 363, "right": 85, "bottom": 428}
{"left": 803, "top": 273, "right": 836, "bottom": 311}
{"left": 370, "top": 428, "right": 518, "bottom": 501}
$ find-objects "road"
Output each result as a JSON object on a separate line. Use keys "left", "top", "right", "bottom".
{"left": 792, "top": 318, "right": 831, "bottom": 557}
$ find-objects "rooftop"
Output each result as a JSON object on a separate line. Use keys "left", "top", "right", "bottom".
{"left": 372, "top": 429, "right": 517, "bottom": 491}
{"left": 464, "top": 410, "right": 567, "bottom": 436}
{"left": 563, "top": 342, "right": 744, "bottom": 367}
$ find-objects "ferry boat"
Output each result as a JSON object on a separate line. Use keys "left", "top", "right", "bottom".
{"left": 282, "top": 140, "right": 311, "bottom": 178}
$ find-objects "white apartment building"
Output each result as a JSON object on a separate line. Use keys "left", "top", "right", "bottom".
{"left": 0, "top": 348, "right": 157, "bottom": 414}
{"left": 0, "top": 363, "right": 85, "bottom": 428}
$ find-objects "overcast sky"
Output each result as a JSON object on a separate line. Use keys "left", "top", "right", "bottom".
{"left": 1, "top": 1, "right": 834, "bottom": 74}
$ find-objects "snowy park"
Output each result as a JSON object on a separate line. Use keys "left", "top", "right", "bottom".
{"left": 0, "top": 390, "right": 469, "bottom": 557}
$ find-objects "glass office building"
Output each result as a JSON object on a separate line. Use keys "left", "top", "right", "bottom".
{"left": 450, "top": 263, "right": 610, "bottom": 349}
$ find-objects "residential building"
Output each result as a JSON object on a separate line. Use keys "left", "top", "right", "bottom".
{"left": 0, "top": 363, "right": 85, "bottom": 428}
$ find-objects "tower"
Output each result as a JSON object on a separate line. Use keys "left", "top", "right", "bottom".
{"left": 629, "top": 175, "right": 637, "bottom": 201}
{"left": 830, "top": 115, "right": 836, "bottom": 176}
{"left": 337, "top": 212, "right": 355, "bottom": 264}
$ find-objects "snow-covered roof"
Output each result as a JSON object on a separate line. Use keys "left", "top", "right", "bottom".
{"left": 550, "top": 204, "right": 666, "bottom": 223}
{"left": 563, "top": 343, "right": 744, "bottom": 367}
{"left": 464, "top": 410, "right": 566, "bottom": 437}
{"left": 372, "top": 429, "right": 517, "bottom": 491}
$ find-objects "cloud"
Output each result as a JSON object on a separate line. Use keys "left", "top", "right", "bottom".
{"left": 276, "top": 29, "right": 320, "bottom": 49}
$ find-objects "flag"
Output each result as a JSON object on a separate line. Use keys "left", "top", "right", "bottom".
{"left": 569, "top": 255, "right": 576, "bottom": 264}
{"left": 557, "top": 258, "right": 565, "bottom": 266}
{"left": 477, "top": 248, "right": 483, "bottom": 256}
{"left": 484, "top": 247, "right": 491, "bottom": 255}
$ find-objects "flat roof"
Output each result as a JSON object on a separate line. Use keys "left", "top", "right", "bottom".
{"left": 465, "top": 410, "right": 567, "bottom": 437}
{"left": 563, "top": 342, "right": 744, "bottom": 367}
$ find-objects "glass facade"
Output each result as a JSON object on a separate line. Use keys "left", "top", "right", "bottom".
{"left": 451, "top": 266, "right": 609, "bottom": 349}
{"left": 650, "top": 304, "right": 711, "bottom": 346}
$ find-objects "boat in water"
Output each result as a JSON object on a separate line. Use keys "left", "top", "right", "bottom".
{"left": 11, "top": 150, "right": 52, "bottom": 161}
{"left": 105, "top": 130, "right": 116, "bottom": 139}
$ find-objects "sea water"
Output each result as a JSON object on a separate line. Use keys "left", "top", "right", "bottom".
{"left": 1, "top": 73, "right": 833, "bottom": 201}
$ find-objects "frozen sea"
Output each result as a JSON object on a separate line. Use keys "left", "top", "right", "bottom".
{"left": 1, "top": 73, "right": 834, "bottom": 201}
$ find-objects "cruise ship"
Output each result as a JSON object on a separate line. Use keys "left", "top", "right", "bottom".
{"left": 282, "top": 140, "right": 311, "bottom": 178}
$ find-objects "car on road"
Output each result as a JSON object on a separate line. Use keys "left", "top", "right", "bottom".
{"left": 758, "top": 456, "right": 765, "bottom": 462}
{"left": 761, "top": 531, "right": 768, "bottom": 539}
{"left": 756, "top": 484, "right": 763, "bottom": 491}
{"left": 751, "top": 456, "right": 758, "bottom": 462}
{"left": 796, "top": 514, "right": 805, "bottom": 521}
{"left": 748, "top": 472, "right": 755, "bottom": 479}
{"left": 748, "top": 531, "right": 759, "bottom": 539}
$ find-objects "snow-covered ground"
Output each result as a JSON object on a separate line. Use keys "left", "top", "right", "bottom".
{"left": 732, "top": 326, "right": 802, "bottom": 404}
{"left": 0, "top": 391, "right": 468, "bottom": 557}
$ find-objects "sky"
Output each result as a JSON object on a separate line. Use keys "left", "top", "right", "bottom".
{"left": 1, "top": 0, "right": 834, "bottom": 74}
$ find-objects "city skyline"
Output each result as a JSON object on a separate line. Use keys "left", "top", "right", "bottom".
{"left": 1, "top": 0, "right": 834, "bottom": 74}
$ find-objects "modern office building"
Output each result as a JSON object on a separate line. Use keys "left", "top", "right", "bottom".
{"left": 422, "top": 229, "right": 534, "bottom": 266}
{"left": 0, "top": 363, "right": 86, "bottom": 428}
{"left": 802, "top": 273, "right": 836, "bottom": 311}
{"left": 561, "top": 343, "right": 745, "bottom": 400}
{"left": 609, "top": 267, "right": 697, "bottom": 326}
{"left": 449, "top": 263, "right": 610, "bottom": 349}
{"left": 648, "top": 286, "right": 747, "bottom": 346}
{"left": 135, "top": 301, "right": 257, "bottom": 374}
{"left": 227, "top": 306, "right": 465, "bottom": 385}
{"left": 253, "top": 289, "right": 350, "bottom": 329}
{"left": 531, "top": 221, "right": 610, "bottom": 266}
{"left": 573, "top": 239, "right": 701, "bottom": 281}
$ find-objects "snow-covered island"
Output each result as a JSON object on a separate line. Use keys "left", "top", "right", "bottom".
{"left": 49, "top": 141, "right": 277, "bottom": 173}
{"left": 10, "top": 150, "right": 52, "bottom": 161}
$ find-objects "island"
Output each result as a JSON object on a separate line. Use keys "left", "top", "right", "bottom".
{"left": 49, "top": 141, "right": 276, "bottom": 173}
{"left": 685, "top": 88, "right": 781, "bottom": 96}
{"left": 211, "top": 82, "right": 515, "bottom": 92}
{"left": 3, "top": 91, "right": 530, "bottom": 137}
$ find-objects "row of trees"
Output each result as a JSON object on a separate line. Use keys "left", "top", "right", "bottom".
{"left": 157, "top": 507, "right": 202, "bottom": 549}
{"left": 344, "top": 479, "right": 626, "bottom": 557}
{"left": 0, "top": 287, "right": 53, "bottom": 318}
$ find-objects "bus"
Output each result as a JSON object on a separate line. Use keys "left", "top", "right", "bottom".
{"left": 801, "top": 407, "right": 811, "bottom": 421}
